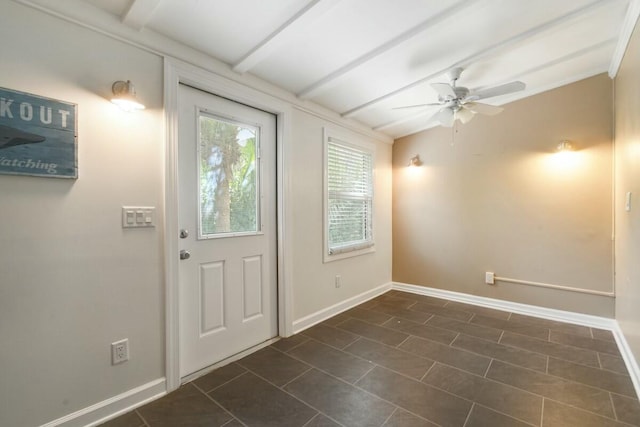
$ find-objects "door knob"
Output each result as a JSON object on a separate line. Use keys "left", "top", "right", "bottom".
{"left": 180, "top": 229, "right": 189, "bottom": 239}
{"left": 179, "top": 249, "right": 191, "bottom": 260}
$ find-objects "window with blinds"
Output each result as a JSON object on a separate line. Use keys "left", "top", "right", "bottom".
{"left": 326, "top": 136, "right": 374, "bottom": 257}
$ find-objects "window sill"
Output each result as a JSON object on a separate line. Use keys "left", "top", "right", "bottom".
{"left": 323, "top": 244, "right": 375, "bottom": 263}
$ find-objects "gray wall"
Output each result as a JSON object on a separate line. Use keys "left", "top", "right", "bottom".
{"left": 392, "top": 74, "right": 614, "bottom": 316}
{"left": 0, "top": 3, "right": 165, "bottom": 426}
{"left": 290, "top": 110, "right": 392, "bottom": 320}
{"left": 0, "top": 2, "right": 392, "bottom": 426}
{"left": 614, "top": 20, "right": 640, "bottom": 367}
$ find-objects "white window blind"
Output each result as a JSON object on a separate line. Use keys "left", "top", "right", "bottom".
{"left": 327, "top": 137, "right": 374, "bottom": 255}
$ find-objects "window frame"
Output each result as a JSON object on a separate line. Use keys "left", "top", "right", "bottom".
{"left": 323, "top": 127, "right": 376, "bottom": 263}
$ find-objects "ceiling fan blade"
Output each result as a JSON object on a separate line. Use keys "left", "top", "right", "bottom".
{"left": 470, "top": 81, "right": 525, "bottom": 100}
{"left": 465, "top": 102, "right": 504, "bottom": 116}
{"left": 437, "top": 108, "right": 455, "bottom": 127}
{"left": 431, "top": 83, "right": 457, "bottom": 99}
{"left": 392, "top": 103, "right": 441, "bottom": 110}
{"left": 456, "top": 107, "right": 475, "bottom": 124}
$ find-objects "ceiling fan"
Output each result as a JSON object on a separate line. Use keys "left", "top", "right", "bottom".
{"left": 395, "top": 68, "right": 526, "bottom": 127}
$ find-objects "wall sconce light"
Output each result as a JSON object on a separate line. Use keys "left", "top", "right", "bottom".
{"left": 408, "top": 154, "right": 422, "bottom": 167}
{"left": 557, "top": 140, "right": 573, "bottom": 152}
{"left": 111, "top": 80, "right": 145, "bottom": 112}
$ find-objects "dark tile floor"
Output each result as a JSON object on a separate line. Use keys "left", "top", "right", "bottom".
{"left": 101, "top": 290, "right": 640, "bottom": 427}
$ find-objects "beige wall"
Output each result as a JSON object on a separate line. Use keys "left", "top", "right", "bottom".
{"left": 393, "top": 74, "right": 614, "bottom": 316}
{"left": 615, "top": 22, "right": 640, "bottom": 366}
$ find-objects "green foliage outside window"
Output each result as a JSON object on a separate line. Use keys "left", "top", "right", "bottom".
{"left": 199, "top": 115, "right": 258, "bottom": 235}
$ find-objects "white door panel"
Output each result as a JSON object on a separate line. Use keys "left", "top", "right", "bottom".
{"left": 178, "top": 84, "right": 277, "bottom": 377}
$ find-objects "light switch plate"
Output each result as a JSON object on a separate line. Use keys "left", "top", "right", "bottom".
{"left": 122, "top": 206, "right": 155, "bottom": 228}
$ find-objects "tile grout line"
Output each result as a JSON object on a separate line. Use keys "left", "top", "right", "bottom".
{"left": 277, "top": 337, "right": 311, "bottom": 354}
{"left": 253, "top": 342, "right": 451, "bottom": 427}
{"left": 540, "top": 398, "right": 545, "bottom": 427}
{"left": 608, "top": 392, "right": 620, "bottom": 421}
{"left": 301, "top": 412, "right": 344, "bottom": 427}
{"left": 422, "top": 313, "right": 434, "bottom": 325}
{"left": 235, "top": 365, "right": 346, "bottom": 427}
{"left": 241, "top": 331, "right": 455, "bottom": 426}
{"left": 597, "top": 351, "right": 603, "bottom": 369}
{"left": 341, "top": 335, "right": 362, "bottom": 350}
{"left": 203, "top": 369, "right": 251, "bottom": 394}
{"left": 490, "top": 329, "right": 615, "bottom": 371}
{"left": 287, "top": 332, "right": 441, "bottom": 386}
{"left": 539, "top": 394, "right": 640, "bottom": 426}
{"left": 395, "top": 334, "right": 412, "bottom": 348}
{"left": 450, "top": 332, "right": 461, "bottom": 347}
{"left": 353, "top": 363, "right": 377, "bottom": 385}
{"left": 380, "top": 406, "right": 398, "bottom": 426}
{"left": 220, "top": 417, "right": 244, "bottom": 427}
{"left": 439, "top": 367, "right": 617, "bottom": 427}
{"left": 280, "top": 366, "right": 314, "bottom": 389}
{"left": 496, "top": 356, "right": 638, "bottom": 405}
{"left": 418, "top": 314, "right": 506, "bottom": 342}
{"left": 419, "top": 360, "right": 436, "bottom": 382}
{"left": 191, "top": 382, "right": 249, "bottom": 427}
{"left": 461, "top": 403, "right": 474, "bottom": 427}
{"left": 134, "top": 409, "right": 151, "bottom": 427}
{"left": 468, "top": 312, "right": 476, "bottom": 324}
{"left": 484, "top": 361, "right": 635, "bottom": 422}
{"left": 483, "top": 358, "right": 494, "bottom": 378}
{"left": 422, "top": 349, "right": 631, "bottom": 423}
{"left": 423, "top": 376, "right": 539, "bottom": 427}
{"left": 360, "top": 366, "right": 480, "bottom": 425}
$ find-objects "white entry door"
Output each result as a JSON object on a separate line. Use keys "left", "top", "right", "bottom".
{"left": 178, "top": 84, "right": 277, "bottom": 378}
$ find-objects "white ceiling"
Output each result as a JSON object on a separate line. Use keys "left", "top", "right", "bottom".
{"left": 36, "top": 0, "right": 635, "bottom": 138}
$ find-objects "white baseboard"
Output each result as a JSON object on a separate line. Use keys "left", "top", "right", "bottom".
{"left": 393, "top": 282, "right": 640, "bottom": 399}
{"left": 292, "top": 282, "right": 392, "bottom": 333}
{"left": 392, "top": 282, "right": 616, "bottom": 329}
{"left": 40, "top": 378, "right": 166, "bottom": 427}
{"left": 612, "top": 323, "right": 640, "bottom": 400}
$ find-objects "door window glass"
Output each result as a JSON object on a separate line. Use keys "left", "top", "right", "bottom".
{"left": 198, "top": 113, "right": 260, "bottom": 237}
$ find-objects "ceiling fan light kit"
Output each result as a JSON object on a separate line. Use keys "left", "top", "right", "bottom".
{"left": 395, "top": 67, "right": 525, "bottom": 128}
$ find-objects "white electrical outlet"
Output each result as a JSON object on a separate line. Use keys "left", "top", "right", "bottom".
{"left": 111, "top": 339, "right": 129, "bottom": 365}
{"left": 485, "top": 272, "right": 495, "bottom": 285}
{"left": 335, "top": 275, "right": 341, "bottom": 288}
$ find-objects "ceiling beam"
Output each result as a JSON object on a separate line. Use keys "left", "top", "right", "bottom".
{"left": 503, "top": 38, "right": 615, "bottom": 83}
{"left": 373, "top": 38, "right": 616, "bottom": 133}
{"left": 342, "top": 0, "right": 609, "bottom": 119}
{"left": 121, "top": 0, "right": 162, "bottom": 31}
{"left": 373, "top": 108, "right": 438, "bottom": 132}
{"left": 608, "top": 0, "right": 640, "bottom": 77}
{"left": 232, "top": 0, "right": 341, "bottom": 74}
{"left": 297, "top": 0, "right": 479, "bottom": 100}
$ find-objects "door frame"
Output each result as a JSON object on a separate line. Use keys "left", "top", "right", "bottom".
{"left": 163, "top": 57, "right": 294, "bottom": 392}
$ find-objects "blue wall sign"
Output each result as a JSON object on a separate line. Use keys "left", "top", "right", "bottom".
{"left": 0, "top": 87, "right": 77, "bottom": 179}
